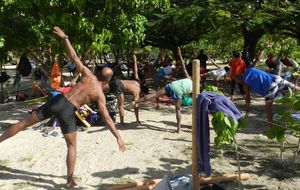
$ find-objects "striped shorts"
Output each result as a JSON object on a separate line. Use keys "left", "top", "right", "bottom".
{"left": 265, "top": 76, "right": 295, "bottom": 102}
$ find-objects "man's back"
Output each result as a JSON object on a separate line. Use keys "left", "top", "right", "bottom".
{"left": 170, "top": 78, "right": 192, "bottom": 99}
{"left": 121, "top": 80, "right": 140, "bottom": 95}
{"left": 64, "top": 72, "right": 103, "bottom": 109}
{"left": 243, "top": 67, "right": 275, "bottom": 96}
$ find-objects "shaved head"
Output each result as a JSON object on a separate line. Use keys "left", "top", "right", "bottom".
{"left": 98, "top": 67, "right": 113, "bottom": 82}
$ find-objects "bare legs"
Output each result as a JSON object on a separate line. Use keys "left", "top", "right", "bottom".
{"left": 0, "top": 112, "right": 40, "bottom": 143}
{"left": 0, "top": 111, "right": 80, "bottom": 188}
{"left": 265, "top": 101, "right": 273, "bottom": 128}
{"left": 155, "top": 87, "right": 167, "bottom": 108}
{"left": 136, "top": 86, "right": 182, "bottom": 132}
{"left": 64, "top": 132, "right": 80, "bottom": 189}
{"left": 174, "top": 100, "right": 182, "bottom": 133}
{"left": 133, "top": 94, "right": 141, "bottom": 125}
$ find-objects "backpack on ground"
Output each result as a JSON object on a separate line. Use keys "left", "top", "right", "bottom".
{"left": 17, "top": 54, "right": 32, "bottom": 77}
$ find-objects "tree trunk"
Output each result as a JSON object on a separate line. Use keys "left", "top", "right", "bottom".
{"left": 0, "top": 59, "right": 4, "bottom": 103}
{"left": 113, "top": 50, "right": 120, "bottom": 65}
{"left": 242, "top": 26, "right": 265, "bottom": 61}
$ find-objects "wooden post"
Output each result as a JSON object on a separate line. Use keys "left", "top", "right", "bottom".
{"left": 192, "top": 59, "right": 200, "bottom": 189}
{"left": 0, "top": 60, "right": 4, "bottom": 103}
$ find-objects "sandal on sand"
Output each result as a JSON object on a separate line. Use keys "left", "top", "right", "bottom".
{"left": 65, "top": 177, "right": 82, "bottom": 189}
{"left": 51, "top": 131, "right": 59, "bottom": 137}
{"left": 77, "top": 126, "right": 87, "bottom": 132}
{"left": 42, "top": 131, "right": 49, "bottom": 137}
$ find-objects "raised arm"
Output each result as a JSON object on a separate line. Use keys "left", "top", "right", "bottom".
{"left": 209, "top": 57, "right": 220, "bottom": 68}
{"left": 176, "top": 47, "right": 191, "bottom": 79}
{"left": 53, "top": 26, "right": 87, "bottom": 75}
{"left": 253, "top": 42, "right": 274, "bottom": 66}
{"left": 132, "top": 52, "right": 140, "bottom": 83}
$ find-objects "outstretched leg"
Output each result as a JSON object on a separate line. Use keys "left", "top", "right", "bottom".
{"left": 135, "top": 87, "right": 166, "bottom": 109}
{"left": 64, "top": 132, "right": 80, "bottom": 189}
{"left": 0, "top": 112, "right": 40, "bottom": 143}
{"left": 155, "top": 87, "right": 167, "bottom": 109}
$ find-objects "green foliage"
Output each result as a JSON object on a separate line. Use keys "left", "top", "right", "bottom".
{"left": 267, "top": 91, "right": 300, "bottom": 142}
{"left": 0, "top": 0, "right": 299, "bottom": 65}
{"left": 266, "top": 125, "right": 286, "bottom": 143}
{"left": 203, "top": 85, "right": 223, "bottom": 95}
{"left": 0, "top": 0, "right": 169, "bottom": 58}
{"left": 212, "top": 112, "right": 246, "bottom": 146}
{"left": 144, "top": 2, "right": 220, "bottom": 50}
{"left": 0, "top": 36, "right": 4, "bottom": 48}
{"left": 258, "top": 34, "right": 299, "bottom": 59}
{"left": 91, "top": 29, "right": 112, "bottom": 54}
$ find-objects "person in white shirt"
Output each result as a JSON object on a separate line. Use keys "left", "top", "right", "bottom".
{"left": 200, "top": 66, "right": 230, "bottom": 87}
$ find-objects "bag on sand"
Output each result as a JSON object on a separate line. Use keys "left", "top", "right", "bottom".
{"left": 16, "top": 92, "right": 29, "bottom": 101}
{"left": 17, "top": 54, "right": 32, "bottom": 77}
{"left": 50, "top": 62, "right": 62, "bottom": 89}
{"left": 0, "top": 72, "right": 10, "bottom": 83}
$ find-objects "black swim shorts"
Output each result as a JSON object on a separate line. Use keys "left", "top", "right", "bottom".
{"left": 36, "top": 94, "right": 77, "bottom": 134}
{"left": 109, "top": 79, "right": 125, "bottom": 95}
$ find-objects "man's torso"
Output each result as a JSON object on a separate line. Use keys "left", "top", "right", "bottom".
{"left": 64, "top": 74, "right": 102, "bottom": 108}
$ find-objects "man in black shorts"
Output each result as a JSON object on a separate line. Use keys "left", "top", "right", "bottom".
{"left": 101, "top": 67, "right": 149, "bottom": 125}
{"left": 0, "top": 26, "right": 125, "bottom": 189}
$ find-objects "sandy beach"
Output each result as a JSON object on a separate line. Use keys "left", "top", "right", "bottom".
{"left": 0, "top": 68, "right": 299, "bottom": 190}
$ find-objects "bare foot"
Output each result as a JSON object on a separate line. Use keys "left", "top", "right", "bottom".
{"left": 176, "top": 129, "right": 182, "bottom": 133}
{"left": 66, "top": 177, "right": 82, "bottom": 189}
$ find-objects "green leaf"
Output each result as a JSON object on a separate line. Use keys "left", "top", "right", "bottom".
{"left": 266, "top": 125, "right": 286, "bottom": 143}
{"left": 0, "top": 37, "right": 4, "bottom": 48}
{"left": 224, "top": 116, "right": 231, "bottom": 127}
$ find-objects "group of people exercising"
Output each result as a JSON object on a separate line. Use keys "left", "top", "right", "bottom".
{"left": 0, "top": 27, "right": 299, "bottom": 188}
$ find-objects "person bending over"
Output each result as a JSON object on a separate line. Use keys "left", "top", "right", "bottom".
{"left": 200, "top": 66, "right": 230, "bottom": 87}
{"left": 0, "top": 27, "right": 125, "bottom": 189}
{"left": 137, "top": 47, "right": 192, "bottom": 133}
{"left": 101, "top": 67, "right": 149, "bottom": 126}
{"left": 236, "top": 66, "right": 300, "bottom": 127}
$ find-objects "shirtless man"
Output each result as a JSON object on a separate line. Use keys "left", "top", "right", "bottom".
{"left": 0, "top": 27, "right": 125, "bottom": 188}
{"left": 101, "top": 67, "right": 149, "bottom": 125}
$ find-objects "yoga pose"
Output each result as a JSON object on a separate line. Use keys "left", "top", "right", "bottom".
{"left": 101, "top": 67, "right": 149, "bottom": 126}
{"left": 137, "top": 47, "right": 192, "bottom": 133}
{"left": 200, "top": 66, "right": 230, "bottom": 87}
{"left": 236, "top": 66, "right": 300, "bottom": 127}
{"left": 0, "top": 26, "right": 125, "bottom": 188}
